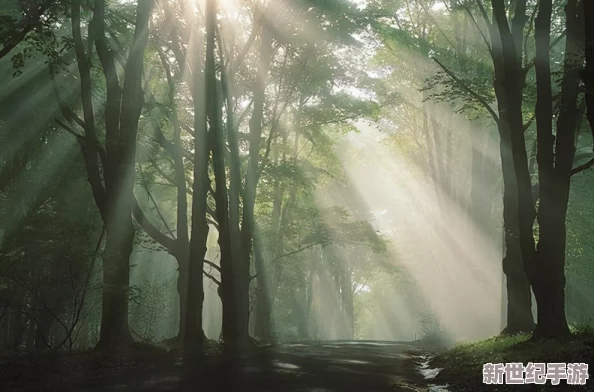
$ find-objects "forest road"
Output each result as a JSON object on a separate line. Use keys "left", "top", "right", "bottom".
{"left": 75, "top": 341, "right": 430, "bottom": 392}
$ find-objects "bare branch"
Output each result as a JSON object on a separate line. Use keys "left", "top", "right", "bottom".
{"left": 571, "top": 157, "right": 594, "bottom": 176}
{"left": 203, "top": 269, "right": 221, "bottom": 285}
{"left": 203, "top": 259, "right": 221, "bottom": 272}
{"left": 132, "top": 196, "right": 177, "bottom": 253}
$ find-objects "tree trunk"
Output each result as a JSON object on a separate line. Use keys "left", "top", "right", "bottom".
{"left": 97, "top": 226, "right": 134, "bottom": 349}
{"left": 176, "top": 252, "right": 189, "bottom": 343}
{"left": 95, "top": 0, "right": 154, "bottom": 351}
{"left": 253, "top": 224, "right": 273, "bottom": 343}
{"left": 172, "top": 44, "right": 190, "bottom": 344}
{"left": 205, "top": 3, "right": 234, "bottom": 350}
{"left": 184, "top": 0, "right": 208, "bottom": 355}
{"left": 232, "top": 23, "right": 274, "bottom": 353}
{"left": 501, "top": 238, "right": 534, "bottom": 333}
{"left": 530, "top": 0, "right": 583, "bottom": 339}
{"left": 500, "top": 127, "right": 534, "bottom": 334}
{"left": 71, "top": 0, "right": 154, "bottom": 351}
{"left": 489, "top": 0, "right": 535, "bottom": 334}
{"left": 35, "top": 310, "right": 52, "bottom": 350}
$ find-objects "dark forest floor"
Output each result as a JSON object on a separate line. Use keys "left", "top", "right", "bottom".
{"left": 0, "top": 341, "right": 430, "bottom": 392}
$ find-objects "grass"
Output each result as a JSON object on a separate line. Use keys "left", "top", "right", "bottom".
{"left": 430, "top": 327, "right": 594, "bottom": 391}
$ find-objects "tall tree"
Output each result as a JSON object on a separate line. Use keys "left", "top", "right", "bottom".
{"left": 528, "top": 0, "right": 584, "bottom": 337}
{"left": 68, "top": 0, "right": 155, "bottom": 350}
{"left": 184, "top": 3, "right": 210, "bottom": 355}
{"left": 487, "top": 0, "right": 536, "bottom": 334}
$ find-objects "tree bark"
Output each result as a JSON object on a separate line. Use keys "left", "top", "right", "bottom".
{"left": 70, "top": 0, "right": 154, "bottom": 351}
{"left": 489, "top": 0, "right": 535, "bottom": 334}
{"left": 184, "top": 15, "right": 209, "bottom": 356}
{"left": 530, "top": 0, "right": 583, "bottom": 338}
{"left": 231, "top": 21, "right": 274, "bottom": 353}
{"left": 95, "top": 0, "right": 154, "bottom": 351}
{"left": 207, "top": 13, "right": 237, "bottom": 352}
{"left": 253, "top": 224, "right": 273, "bottom": 343}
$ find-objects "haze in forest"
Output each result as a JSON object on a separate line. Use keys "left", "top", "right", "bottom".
{"left": 0, "top": 0, "right": 593, "bottom": 368}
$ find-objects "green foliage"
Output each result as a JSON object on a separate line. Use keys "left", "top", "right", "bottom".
{"left": 1, "top": 0, "right": 72, "bottom": 76}
{"left": 432, "top": 331, "right": 594, "bottom": 391}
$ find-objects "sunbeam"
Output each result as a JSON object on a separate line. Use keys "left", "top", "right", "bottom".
{"left": 1, "top": 0, "right": 593, "bottom": 390}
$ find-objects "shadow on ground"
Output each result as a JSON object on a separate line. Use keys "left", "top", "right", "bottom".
{"left": 1, "top": 341, "right": 429, "bottom": 392}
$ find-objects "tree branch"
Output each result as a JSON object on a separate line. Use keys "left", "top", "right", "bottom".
{"left": 571, "top": 157, "right": 594, "bottom": 176}
{"left": 203, "top": 259, "right": 221, "bottom": 272}
{"left": 203, "top": 270, "right": 221, "bottom": 285}
{"left": 432, "top": 56, "right": 500, "bottom": 125}
{"left": 132, "top": 196, "right": 177, "bottom": 253}
{"left": 231, "top": 7, "right": 261, "bottom": 74}
{"left": 0, "top": 0, "right": 54, "bottom": 60}
{"left": 138, "top": 164, "right": 176, "bottom": 239}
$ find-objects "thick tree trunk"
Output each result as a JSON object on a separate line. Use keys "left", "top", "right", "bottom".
{"left": 532, "top": 232, "right": 570, "bottom": 338}
{"left": 530, "top": 0, "right": 582, "bottom": 339}
{"left": 71, "top": 0, "right": 154, "bottom": 351}
{"left": 184, "top": 0, "right": 208, "bottom": 355}
{"left": 500, "top": 130, "right": 534, "bottom": 334}
{"left": 176, "top": 252, "right": 189, "bottom": 342}
{"left": 97, "top": 225, "right": 134, "bottom": 349}
{"left": 489, "top": 0, "right": 535, "bottom": 335}
{"left": 185, "top": 232, "right": 207, "bottom": 355}
{"left": 501, "top": 239, "right": 534, "bottom": 334}
{"left": 203, "top": 0, "right": 247, "bottom": 353}
{"left": 253, "top": 225, "right": 273, "bottom": 343}
{"left": 95, "top": 0, "right": 153, "bottom": 350}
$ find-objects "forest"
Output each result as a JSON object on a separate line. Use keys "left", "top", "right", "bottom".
{"left": 0, "top": 0, "right": 593, "bottom": 391}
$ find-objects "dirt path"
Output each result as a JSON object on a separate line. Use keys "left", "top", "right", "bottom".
{"left": 71, "top": 341, "right": 429, "bottom": 392}
{"left": 4, "top": 341, "right": 430, "bottom": 391}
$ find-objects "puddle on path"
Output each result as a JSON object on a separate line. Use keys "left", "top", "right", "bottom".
{"left": 416, "top": 355, "right": 450, "bottom": 392}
